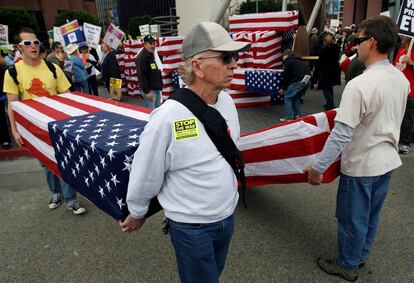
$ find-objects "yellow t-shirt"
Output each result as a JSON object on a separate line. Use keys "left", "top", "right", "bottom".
{"left": 3, "top": 60, "right": 71, "bottom": 101}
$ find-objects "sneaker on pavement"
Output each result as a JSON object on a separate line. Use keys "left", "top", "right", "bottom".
{"left": 48, "top": 195, "right": 63, "bottom": 209}
{"left": 67, "top": 202, "right": 86, "bottom": 215}
{"left": 399, "top": 144, "right": 411, "bottom": 155}
{"left": 279, "top": 117, "right": 292, "bottom": 123}
{"left": 317, "top": 257, "right": 358, "bottom": 282}
{"left": 1, "top": 141, "right": 11, "bottom": 149}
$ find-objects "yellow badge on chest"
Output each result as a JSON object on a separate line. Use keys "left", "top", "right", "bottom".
{"left": 150, "top": 63, "right": 157, "bottom": 70}
{"left": 173, "top": 118, "right": 200, "bottom": 140}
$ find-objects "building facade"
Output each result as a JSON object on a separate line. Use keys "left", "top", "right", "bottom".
{"left": 118, "top": 0, "right": 176, "bottom": 31}
{"left": 95, "top": 0, "right": 119, "bottom": 28}
{"left": 1, "top": 0, "right": 97, "bottom": 31}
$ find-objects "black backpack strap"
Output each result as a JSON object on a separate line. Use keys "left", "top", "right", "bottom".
{"left": 169, "top": 88, "right": 247, "bottom": 208}
{"left": 8, "top": 61, "right": 57, "bottom": 88}
{"left": 44, "top": 60, "right": 57, "bottom": 79}
{"left": 8, "top": 65, "right": 19, "bottom": 86}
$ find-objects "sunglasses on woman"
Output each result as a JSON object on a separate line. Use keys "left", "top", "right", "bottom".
{"left": 197, "top": 52, "right": 239, "bottom": 64}
{"left": 19, "top": 39, "right": 41, "bottom": 46}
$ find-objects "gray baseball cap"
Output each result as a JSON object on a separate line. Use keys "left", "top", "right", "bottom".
{"left": 182, "top": 22, "right": 251, "bottom": 59}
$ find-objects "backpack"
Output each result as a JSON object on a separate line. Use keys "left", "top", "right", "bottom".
{"left": 8, "top": 60, "right": 57, "bottom": 87}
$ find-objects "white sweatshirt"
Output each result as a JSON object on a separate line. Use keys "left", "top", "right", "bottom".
{"left": 126, "top": 91, "right": 240, "bottom": 223}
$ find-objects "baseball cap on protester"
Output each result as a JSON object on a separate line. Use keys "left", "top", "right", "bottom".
{"left": 143, "top": 35, "right": 156, "bottom": 43}
{"left": 181, "top": 22, "right": 251, "bottom": 59}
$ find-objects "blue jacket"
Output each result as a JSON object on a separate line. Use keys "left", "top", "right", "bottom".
{"left": 70, "top": 55, "right": 88, "bottom": 83}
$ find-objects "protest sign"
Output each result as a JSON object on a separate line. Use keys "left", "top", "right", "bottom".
{"left": 60, "top": 20, "right": 86, "bottom": 45}
{"left": 109, "top": 78, "right": 123, "bottom": 101}
{"left": 0, "top": 24, "right": 9, "bottom": 45}
{"left": 330, "top": 19, "right": 340, "bottom": 28}
{"left": 397, "top": 0, "right": 414, "bottom": 38}
{"left": 83, "top": 22, "right": 101, "bottom": 49}
{"left": 139, "top": 24, "right": 150, "bottom": 36}
{"left": 103, "top": 23, "right": 125, "bottom": 50}
{"left": 53, "top": 27, "right": 66, "bottom": 46}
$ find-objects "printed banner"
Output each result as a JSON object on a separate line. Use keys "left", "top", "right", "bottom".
{"left": 83, "top": 22, "right": 101, "bottom": 49}
{"left": 103, "top": 23, "right": 125, "bottom": 50}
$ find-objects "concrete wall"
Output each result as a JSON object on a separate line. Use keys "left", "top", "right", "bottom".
{"left": 176, "top": 0, "right": 247, "bottom": 35}
{"left": 176, "top": 0, "right": 223, "bottom": 35}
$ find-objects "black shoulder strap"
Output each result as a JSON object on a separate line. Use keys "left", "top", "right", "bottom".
{"left": 44, "top": 60, "right": 57, "bottom": 79}
{"left": 8, "top": 65, "right": 19, "bottom": 86}
{"left": 8, "top": 60, "right": 57, "bottom": 87}
{"left": 169, "top": 88, "right": 247, "bottom": 208}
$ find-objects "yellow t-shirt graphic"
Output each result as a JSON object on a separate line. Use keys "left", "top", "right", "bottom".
{"left": 3, "top": 60, "right": 70, "bottom": 100}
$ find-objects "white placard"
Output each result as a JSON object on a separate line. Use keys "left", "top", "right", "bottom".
{"left": 139, "top": 24, "right": 150, "bottom": 36}
{"left": 83, "top": 22, "right": 102, "bottom": 49}
{"left": 0, "top": 24, "right": 9, "bottom": 45}
{"left": 53, "top": 27, "right": 66, "bottom": 46}
{"left": 103, "top": 23, "right": 125, "bottom": 50}
{"left": 330, "top": 19, "right": 340, "bottom": 27}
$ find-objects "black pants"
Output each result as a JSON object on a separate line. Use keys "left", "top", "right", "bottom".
{"left": 322, "top": 86, "right": 335, "bottom": 110}
{"left": 88, "top": 75, "right": 99, "bottom": 96}
{"left": 0, "top": 99, "right": 11, "bottom": 144}
{"left": 400, "top": 98, "right": 414, "bottom": 146}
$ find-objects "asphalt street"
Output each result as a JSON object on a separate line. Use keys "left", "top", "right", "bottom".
{"left": 0, "top": 85, "right": 413, "bottom": 282}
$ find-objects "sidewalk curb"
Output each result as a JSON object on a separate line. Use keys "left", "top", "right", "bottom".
{"left": 0, "top": 147, "right": 33, "bottom": 161}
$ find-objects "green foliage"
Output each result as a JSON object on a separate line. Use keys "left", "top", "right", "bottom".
{"left": 54, "top": 10, "right": 99, "bottom": 27}
{"left": 0, "top": 7, "right": 37, "bottom": 43}
{"left": 127, "top": 16, "right": 153, "bottom": 38}
{"left": 239, "top": 0, "right": 298, "bottom": 14}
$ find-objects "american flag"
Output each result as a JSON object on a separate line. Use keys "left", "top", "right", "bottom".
{"left": 119, "top": 13, "right": 297, "bottom": 106}
{"left": 239, "top": 109, "right": 340, "bottom": 185}
{"left": 11, "top": 92, "right": 150, "bottom": 220}
{"left": 232, "top": 31, "right": 283, "bottom": 69}
{"left": 245, "top": 69, "right": 283, "bottom": 96}
{"left": 12, "top": 93, "right": 339, "bottom": 220}
{"left": 229, "top": 11, "right": 299, "bottom": 32}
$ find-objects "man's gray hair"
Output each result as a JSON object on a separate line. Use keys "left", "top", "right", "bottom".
{"left": 178, "top": 52, "right": 205, "bottom": 85}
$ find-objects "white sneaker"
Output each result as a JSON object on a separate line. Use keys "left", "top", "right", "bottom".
{"left": 67, "top": 202, "right": 86, "bottom": 215}
{"left": 49, "top": 195, "right": 62, "bottom": 209}
{"left": 399, "top": 144, "right": 411, "bottom": 155}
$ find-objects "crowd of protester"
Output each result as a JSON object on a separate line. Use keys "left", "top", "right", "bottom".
{"left": 0, "top": 15, "right": 413, "bottom": 282}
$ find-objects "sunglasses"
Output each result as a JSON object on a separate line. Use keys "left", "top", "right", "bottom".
{"left": 356, "top": 37, "right": 371, "bottom": 45}
{"left": 197, "top": 52, "right": 239, "bottom": 64}
{"left": 19, "top": 39, "right": 40, "bottom": 46}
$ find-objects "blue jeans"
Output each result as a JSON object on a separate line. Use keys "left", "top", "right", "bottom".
{"left": 322, "top": 86, "right": 335, "bottom": 109}
{"left": 144, "top": 89, "right": 161, "bottom": 109}
{"left": 168, "top": 214, "right": 234, "bottom": 283}
{"left": 41, "top": 164, "right": 77, "bottom": 205}
{"left": 284, "top": 81, "right": 309, "bottom": 119}
{"left": 336, "top": 171, "right": 393, "bottom": 270}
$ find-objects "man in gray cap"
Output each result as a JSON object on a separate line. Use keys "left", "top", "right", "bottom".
{"left": 120, "top": 22, "right": 250, "bottom": 282}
